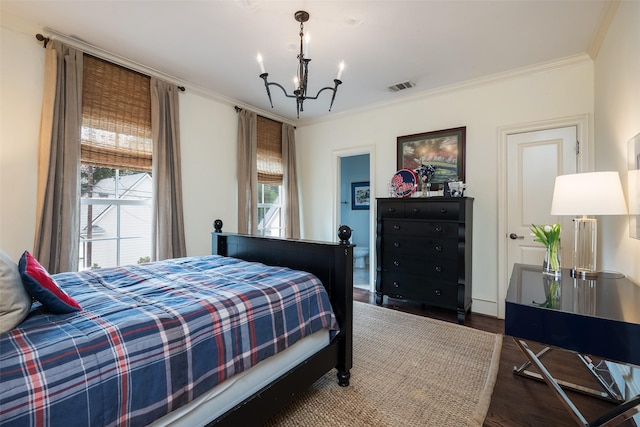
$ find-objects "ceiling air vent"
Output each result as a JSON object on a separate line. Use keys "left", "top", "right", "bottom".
{"left": 388, "top": 81, "right": 415, "bottom": 92}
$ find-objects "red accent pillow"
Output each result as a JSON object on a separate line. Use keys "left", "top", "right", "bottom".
{"left": 18, "top": 251, "right": 81, "bottom": 314}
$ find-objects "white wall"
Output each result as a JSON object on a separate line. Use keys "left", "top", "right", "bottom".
{"left": 594, "top": 0, "right": 640, "bottom": 282}
{"left": 0, "top": 26, "right": 44, "bottom": 261}
{"left": 179, "top": 90, "right": 238, "bottom": 255}
{"left": 0, "top": 23, "right": 240, "bottom": 261}
{"left": 296, "top": 60, "right": 595, "bottom": 316}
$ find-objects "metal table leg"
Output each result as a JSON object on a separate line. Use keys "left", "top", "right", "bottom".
{"left": 512, "top": 338, "right": 640, "bottom": 426}
{"left": 514, "top": 338, "right": 589, "bottom": 426}
{"left": 514, "top": 345, "right": 619, "bottom": 402}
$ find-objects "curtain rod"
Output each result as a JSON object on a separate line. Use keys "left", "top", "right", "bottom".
{"left": 234, "top": 106, "right": 296, "bottom": 129}
{"left": 35, "top": 32, "right": 185, "bottom": 92}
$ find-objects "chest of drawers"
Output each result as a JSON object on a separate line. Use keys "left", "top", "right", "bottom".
{"left": 375, "top": 197, "right": 473, "bottom": 323}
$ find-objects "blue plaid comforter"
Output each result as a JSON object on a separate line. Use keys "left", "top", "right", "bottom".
{"left": 0, "top": 255, "right": 338, "bottom": 426}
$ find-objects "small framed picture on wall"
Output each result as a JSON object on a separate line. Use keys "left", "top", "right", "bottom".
{"left": 351, "top": 181, "right": 370, "bottom": 210}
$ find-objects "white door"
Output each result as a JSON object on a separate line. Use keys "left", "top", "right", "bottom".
{"left": 498, "top": 116, "right": 589, "bottom": 318}
{"left": 506, "top": 126, "right": 578, "bottom": 281}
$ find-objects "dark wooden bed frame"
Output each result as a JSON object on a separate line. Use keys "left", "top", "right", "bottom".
{"left": 209, "top": 223, "right": 354, "bottom": 426}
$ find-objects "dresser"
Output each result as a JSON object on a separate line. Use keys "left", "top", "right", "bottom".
{"left": 375, "top": 197, "right": 473, "bottom": 323}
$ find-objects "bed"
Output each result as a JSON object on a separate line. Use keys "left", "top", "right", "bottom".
{"left": 0, "top": 225, "right": 354, "bottom": 426}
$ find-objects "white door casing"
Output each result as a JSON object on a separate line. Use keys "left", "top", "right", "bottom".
{"left": 497, "top": 115, "right": 590, "bottom": 319}
{"left": 332, "top": 146, "right": 376, "bottom": 292}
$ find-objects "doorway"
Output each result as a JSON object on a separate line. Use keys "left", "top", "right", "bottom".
{"left": 497, "top": 115, "right": 590, "bottom": 318}
{"left": 333, "top": 147, "right": 375, "bottom": 292}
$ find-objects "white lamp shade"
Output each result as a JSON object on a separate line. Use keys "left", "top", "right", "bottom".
{"left": 550, "top": 171, "right": 628, "bottom": 216}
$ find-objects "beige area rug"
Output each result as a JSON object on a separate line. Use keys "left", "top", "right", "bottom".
{"left": 266, "top": 301, "right": 502, "bottom": 427}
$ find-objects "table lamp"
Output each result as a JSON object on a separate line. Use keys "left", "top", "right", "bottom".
{"left": 550, "top": 171, "right": 628, "bottom": 278}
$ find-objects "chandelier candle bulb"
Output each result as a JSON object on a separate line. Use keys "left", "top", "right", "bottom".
{"left": 304, "top": 33, "right": 310, "bottom": 57}
{"left": 257, "top": 53, "right": 265, "bottom": 74}
{"left": 337, "top": 62, "right": 345, "bottom": 81}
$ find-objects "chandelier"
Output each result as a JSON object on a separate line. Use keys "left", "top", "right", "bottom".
{"left": 257, "top": 10, "right": 344, "bottom": 118}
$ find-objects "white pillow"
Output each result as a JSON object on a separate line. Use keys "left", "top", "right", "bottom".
{"left": 0, "top": 249, "right": 31, "bottom": 333}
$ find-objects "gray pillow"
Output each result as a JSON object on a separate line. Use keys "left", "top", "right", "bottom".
{"left": 0, "top": 249, "right": 31, "bottom": 334}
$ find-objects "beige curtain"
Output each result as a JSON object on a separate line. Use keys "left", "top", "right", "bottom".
{"left": 34, "top": 41, "right": 82, "bottom": 273}
{"left": 150, "top": 78, "right": 186, "bottom": 260}
{"left": 237, "top": 110, "right": 258, "bottom": 234}
{"left": 282, "top": 123, "right": 300, "bottom": 239}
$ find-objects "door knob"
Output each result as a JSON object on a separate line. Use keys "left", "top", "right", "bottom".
{"left": 509, "top": 233, "right": 524, "bottom": 240}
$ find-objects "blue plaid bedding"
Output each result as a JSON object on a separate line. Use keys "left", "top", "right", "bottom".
{"left": 0, "top": 255, "right": 338, "bottom": 426}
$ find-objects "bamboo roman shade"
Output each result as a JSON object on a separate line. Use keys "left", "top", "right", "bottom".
{"left": 81, "top": 55, "right": 152, "bottom": 171}
{"left": 257, "top": 115, "right": 283, "bottom": 184}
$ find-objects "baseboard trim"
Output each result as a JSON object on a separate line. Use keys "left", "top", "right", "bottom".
{"left": 472, "top": 298, "right": 499, "bottom": 319}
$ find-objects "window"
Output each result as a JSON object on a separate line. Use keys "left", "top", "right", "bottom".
{"left": 79, "top": 56, "right": 152, "bottom": 270}
{"left": 257, "top": 183, "right": 283, "bottom": 237}
{"left": 256, "top": 116, "right": 284, "bottom": 237}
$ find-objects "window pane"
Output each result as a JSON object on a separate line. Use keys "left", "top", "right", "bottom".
{"left": 257, "top": 184, "right": 264, "bottom": 203}
{"left": 120, "top": 237, "right": 152, "bottom": 266}
{"left": 80, "top": 165, "right": 152, "bottom": 270}
{"left": 257, "top": 183, "right": 283, "bottom": 238}
{"left": 263, "top": 184, "right": 280, "bottom": 204}
{"left": 79, "top": 239, "right": 116, "bottom": 270}
{"left": 120, "top": 205, "right": 152, "bottom": 239}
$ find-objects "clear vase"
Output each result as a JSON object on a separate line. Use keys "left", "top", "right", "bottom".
{"left": 541, "top": 276, "right": 561, "bottom": 309}
{"left": 543, "top": 240, "right": 561, "bottom": 277}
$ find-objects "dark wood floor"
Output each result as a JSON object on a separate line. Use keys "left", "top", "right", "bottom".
{"left": 353, "top": 288, "right": 637, "bottom": 427}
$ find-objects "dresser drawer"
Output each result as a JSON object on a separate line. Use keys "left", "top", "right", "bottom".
{"left": 402, "top": 201, "right": 460, "bottom": 220}
{"left": 383, "top": 236, "right": 459, "bottom": 259}
{"left": 378, "top": 201, "right": 404, "bottom": 218}
{"left": 382, "top": 255, "right": 458, "bottom": 281}
{"left": 383, "top": 219, "right": 457, "bottom": 238}
{"left": 381, "top": 273, "right": 457, "bottom": 307}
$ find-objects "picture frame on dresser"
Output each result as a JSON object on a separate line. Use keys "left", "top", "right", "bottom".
{"left": 397, "top": 127, "right": 466, "bottom": 188}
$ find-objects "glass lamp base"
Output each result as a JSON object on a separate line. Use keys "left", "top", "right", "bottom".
{"left": 570, "top": 269, "right": 598, "bottom": 279}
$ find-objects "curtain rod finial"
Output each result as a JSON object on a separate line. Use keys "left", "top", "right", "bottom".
{"left": 35, "top": 33, "right": 49, "bottom": 48}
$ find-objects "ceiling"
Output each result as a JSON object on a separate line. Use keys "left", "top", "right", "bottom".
{"left": 1, "top": 1, "right": 612, "bottom": 123}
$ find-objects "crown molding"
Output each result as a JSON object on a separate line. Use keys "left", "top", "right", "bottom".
{"left": 299, "top": 53, "right": 594, "bottom": 127}
{"left": 587, "top": 0, "right": 620, "bottom": 59}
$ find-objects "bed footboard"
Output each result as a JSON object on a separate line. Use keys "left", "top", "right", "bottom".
{"left": 209, "top": 223, "right": 353, "bottom": 426}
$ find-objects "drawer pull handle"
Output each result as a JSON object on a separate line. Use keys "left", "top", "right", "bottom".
{"left": 393, "top": 242, "right": 400, "bottom": 248}
{"left": 440, "top": 208, "right": 447, "bottom": 213}
{"left": 388, "top": 207, "right": 396, "bottom": 212}
{"left": 434, "top": 226, "right": 443, "bottom": 233}
{"left": 393, "top": 281, "right": 399, "bottom": 288}
{"left": 435, "top": 266, "right": 442, "bottom": 272}
{"left": 393, "top": 225, "right": 401, "bottom": 230}
{"left": 393, "top": 260, "right": 400, "bottom": 267}
{"left": 413, "top": 208, "right": 420, "bottom": 213}
{"left": 434, "top": 245, "right": 443, "bottom": 252}
{"left": 435, "top": 289, "right": 442, "bottom": 296}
